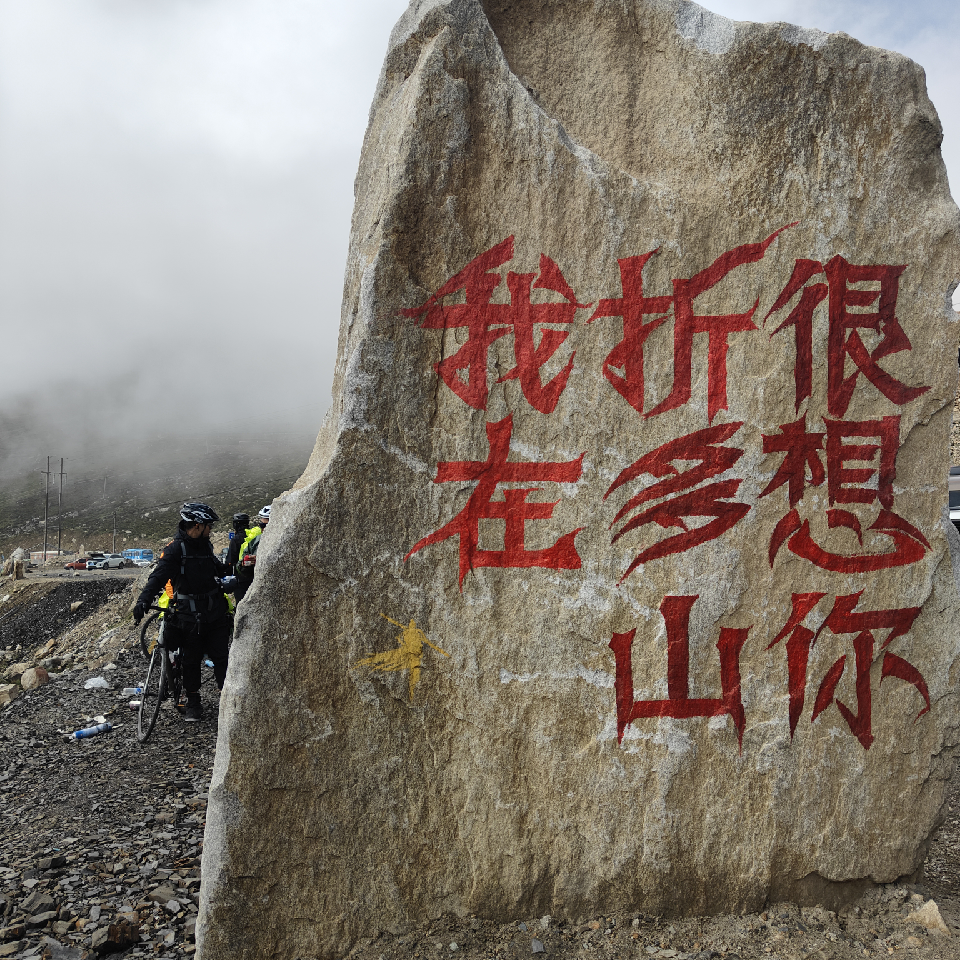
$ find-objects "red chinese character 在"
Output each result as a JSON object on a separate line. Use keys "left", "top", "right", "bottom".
{"left": 768, "top": 592, "right": 929, "bottom": 749}
{"left": 609, "top": 595, "right": 749, "bottom": 749}
{"left": 765, "top": 414, "right": 929, "bottom": 572}
{"left": 631, "top": 224, "right": 795, "bottom": 423}
{"left": 404, "top": 415, "right": 584, "bottom": 588}
{"left": 605, "top": 423, "right": 750, "bottom": 583}
{"left": 401, "top": 237, "right": 590, "bottom": 414}
{"left": 765, "top": 256, "right": 929, "bottom": 416}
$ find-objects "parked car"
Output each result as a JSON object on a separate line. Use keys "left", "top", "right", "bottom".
{"left": 64, "top": 557, "right": 91, "bottom": 570}
{"left": 87, "top": 553, "right": 126, "bottom": 570}
{"left": 950, "top": 466, "right": 960, "bottom": 532}
{"left": 132, "top": 558, "right": 154, "bottom": 568}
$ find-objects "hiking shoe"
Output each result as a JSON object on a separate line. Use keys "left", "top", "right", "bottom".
{"left": 184, "top": 693, "right": 203, "bottom": 722}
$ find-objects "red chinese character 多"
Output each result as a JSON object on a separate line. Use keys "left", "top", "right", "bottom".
{"left": 605, "top": 423, "right": 750, "bottom": 582}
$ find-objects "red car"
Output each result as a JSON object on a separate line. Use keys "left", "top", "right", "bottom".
{"left": 64, "top": 556, "right": 99, "bottom": 570}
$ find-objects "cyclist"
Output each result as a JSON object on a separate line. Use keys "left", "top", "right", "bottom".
{"left": 235, "top": 505, "right": 270, "bottom": 602}
{"left": 225, "top": 513, "right": 250, "bottom": 576}
{"left": 132, "top": 502, "right": 233, "bottom": 722}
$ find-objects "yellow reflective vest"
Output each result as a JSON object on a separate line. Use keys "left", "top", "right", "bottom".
{"left": 238, "top": 526, "right": 262, "bottom": 566}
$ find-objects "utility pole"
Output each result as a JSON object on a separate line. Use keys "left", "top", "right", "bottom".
{"left": 57, "top": 458, "right": 66, "bottom": 558}
{"left": 113, "top": 511, "right": 117, "bottom": 553}
{"left": 41, "top": 457, "right": 51, "bottom": 561}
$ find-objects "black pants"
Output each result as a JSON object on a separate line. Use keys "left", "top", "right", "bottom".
{"left": 234, "top": 569, "right": 253, "bottom": 602}
{"left": 163, "top": 615, "right": 231, "bottom": 693}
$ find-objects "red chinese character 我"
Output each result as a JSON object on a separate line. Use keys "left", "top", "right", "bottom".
{"left": 609, "top": 595, "right": 749, "bottom": 749}
{"left": 401, "top": 237, "right": 589, "bottom": 414}
{"left": 404, "top": 415, "right": 584, "bottom": 588}
{"left": 765, "top": 255, "right": 929, "bottom": 416}
{"left": 768, "top": 592, "right": 929, "bottom": 749}
{"left": 764, "top": 414, "right": 929, "bottom": 572}
{"left": 605, "top": 423, "right": 750, "bottom": 582}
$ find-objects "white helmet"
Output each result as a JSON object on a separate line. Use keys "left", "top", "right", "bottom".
{"left": 257, "top": 505, "right": 271, "bottom": 521}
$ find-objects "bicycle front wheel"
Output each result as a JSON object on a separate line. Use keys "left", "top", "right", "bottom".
{"left": 140, "top": 611, "right": 163, "bottom": 659}
{"left": 137, "top": 645, "right": 166, "bottom": 742}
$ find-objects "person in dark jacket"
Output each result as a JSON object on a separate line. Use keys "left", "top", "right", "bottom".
{"left": 224, "top": 512, "right": 249, "bottom": 576}
{"left": 132, "top": 502, "right": 232, "bottom": 722}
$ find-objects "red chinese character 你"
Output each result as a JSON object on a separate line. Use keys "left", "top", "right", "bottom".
{"left": 401, "top": 237, "right": 589, "bottom": 414}
{"left": 765, "top": 255, "right": 929, "bottom": 416}
{"left": 605, "top": 423, "right": 750, "bottom": 583}
{"left": 404, "top": 415, "right": 584, "bottom": 588}
{"left": 609, "top": 595, "right": 749, "bottom": 749}
{"left": 768, "top": 592, "right": 929, "bottom": 750}
{"left": 765, "top": 414, "right": 930, "bottom": 572}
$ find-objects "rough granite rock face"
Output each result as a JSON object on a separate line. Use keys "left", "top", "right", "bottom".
{"left": 197, "top": 0, "right": 960, "bottom": 957}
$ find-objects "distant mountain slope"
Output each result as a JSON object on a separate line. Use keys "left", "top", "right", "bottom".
{"left": 0, "top": 432, "right": 315, "bottom": 558}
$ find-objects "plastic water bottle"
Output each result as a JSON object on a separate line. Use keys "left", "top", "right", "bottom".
{"left": 121, "top": 687, "right": 142, "bottom": 697}
{"left": 72, "top": 722, "right": 113, "bottom": 739}
{"left": 204, "top": 659, "right": 214, "bottom": 668}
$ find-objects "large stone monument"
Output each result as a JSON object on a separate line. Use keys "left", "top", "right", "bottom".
{"left": 197, "top": 0, "right": 960, "bottom": 956}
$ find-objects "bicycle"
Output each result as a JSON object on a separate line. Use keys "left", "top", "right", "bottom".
{"left": 136, "top": 587, "right": 237, "bottom": 742}
{"left": 137, "top": 605, "right": 183, "bottom": 743}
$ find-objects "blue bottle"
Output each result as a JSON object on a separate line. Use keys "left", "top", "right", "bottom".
{"left": 72, "top": 722, "right": 113, "bottom": 739}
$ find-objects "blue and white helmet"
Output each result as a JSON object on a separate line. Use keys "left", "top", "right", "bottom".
{"left": 180, "top": 502, "right": 220, "bottom": 524}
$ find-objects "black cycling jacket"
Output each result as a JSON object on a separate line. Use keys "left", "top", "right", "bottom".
{"left": 138, "top": 524, "right": 230, "bottom": 622}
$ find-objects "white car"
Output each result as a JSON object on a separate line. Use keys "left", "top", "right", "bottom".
{"left": 133, "top": 558, "right": 154, "bottom": 568}
{"left": 951, "top": 467, "right": 960, "bottom": 532}
{"left": 87, "top": 553, "right": 127, "bottom": 570}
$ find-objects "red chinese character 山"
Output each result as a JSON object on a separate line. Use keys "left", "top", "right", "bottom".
{"left": 605, "top": 423, "right": 750, "bottom": 583}
{"left": 401, "top": 237, "right": 589, "bottom": 414}
{"left": 404, "top": 415, "right": 584, "bottom": 588}
{"left": 768, "top": 592, "right": 929, "bottom": 750}
{"left": 764, "top": 414, "right": 929, "bottom": 572}
{"left": 609, "top": 595, "right": 749, "bottom": 749}
{"left": 765, "top": 255, "right": 929, "bottom": 415}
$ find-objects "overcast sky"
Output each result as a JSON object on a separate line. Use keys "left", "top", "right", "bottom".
{"left": 0, "top": 0, "right": 957, "bottom": 462}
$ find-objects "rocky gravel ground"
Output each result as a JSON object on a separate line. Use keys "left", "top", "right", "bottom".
{"left": 2, "top": 580, "right": 960, "bottom": 958}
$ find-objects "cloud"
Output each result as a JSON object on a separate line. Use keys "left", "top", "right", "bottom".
{"left": 0, "top": 0, "right": 956, "bottom": 487}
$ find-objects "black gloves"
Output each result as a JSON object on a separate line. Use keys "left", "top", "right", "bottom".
{"left": 133, "top": 601, "right": 147, "bottom": 625}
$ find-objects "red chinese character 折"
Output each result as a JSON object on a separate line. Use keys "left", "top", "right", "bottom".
{"left": 644, "top": 224, "right": 795, "bottom": 423}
